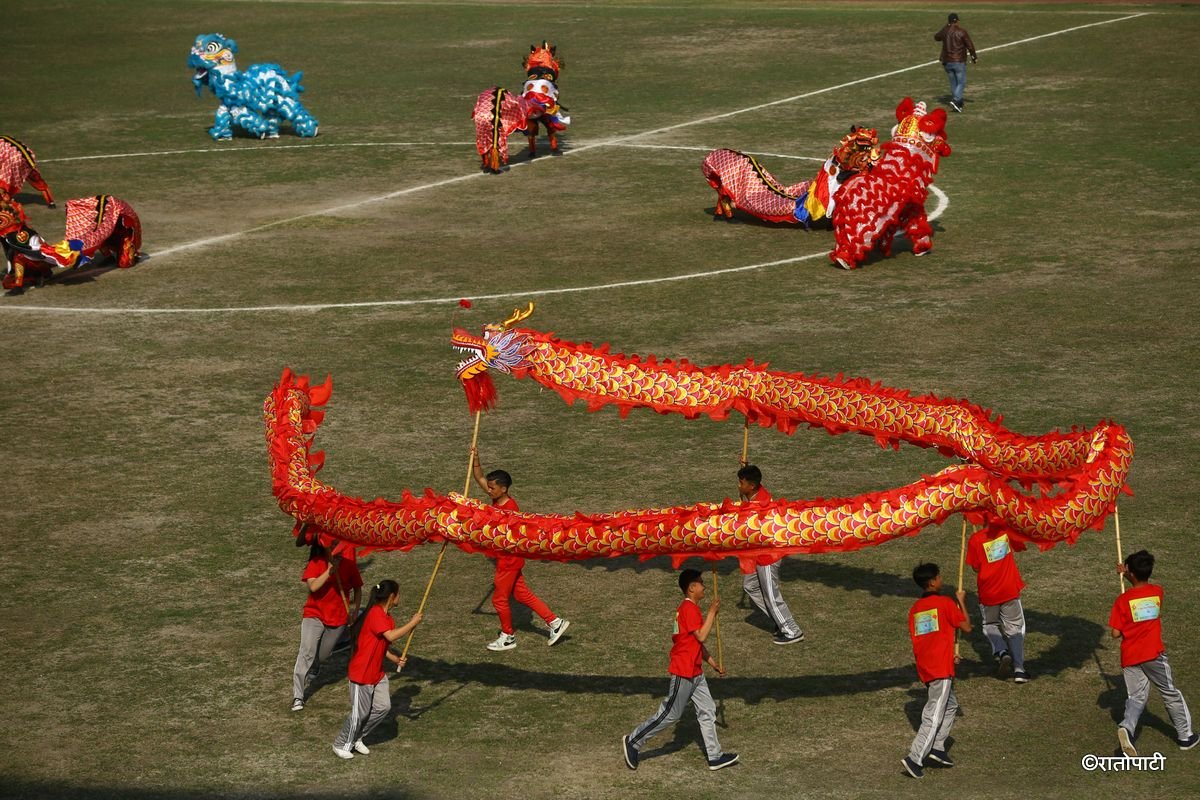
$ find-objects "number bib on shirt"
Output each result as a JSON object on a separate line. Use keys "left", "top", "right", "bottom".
{"left": 983, "top": 534, "right": 1011, "bottom": 563}
{"left": 913, "top": 608, "right": 940, "bottom": 635}
{"left": 1130, "top": 596, "right": 1161, "bottom": 623}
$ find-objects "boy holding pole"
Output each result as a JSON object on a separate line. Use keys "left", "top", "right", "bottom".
{"left": 623, "top": 569, "right": 738, "bottom": 771}
{"left": 737, "top": 465, "right": 803, "bottom": 645}
{"left": 902, "top": 562, "right": 972, "bottom": 779}
{"left": 965, "top": 524, "right": 1030, "bottom": 682}
{"left": 1110, "top": 550, "right": 1198, "bottom": 755}
{"left": 471, "top": 447, "right": 570, "bottom": 652}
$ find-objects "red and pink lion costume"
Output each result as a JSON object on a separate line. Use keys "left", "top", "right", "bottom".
{"left": 830, "top": 98, "right": 951, "bottom": 269}
{"left": 473, "top": 42, "right": 570, "bottom": 173}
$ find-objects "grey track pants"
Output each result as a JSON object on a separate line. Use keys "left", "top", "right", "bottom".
{"left": 908, "top": 678, "right": 958, "bottom": 763}
{"left": 292, "top": 617, "right": 345, "bottom": 701}
{"left": 334, "top": 677, "right": 392, "bottom": 749}
{"left": 629, "top": 674, "right": 724, "bottom": 761}
{"left": 743, "top": 562, "right": 801, "bottom": 637}
{"left": 1122, "top": 654, "right": 1194, "bottom": 741}
{"left": 981, "top": 598, "right": 1025, "bottom": 671}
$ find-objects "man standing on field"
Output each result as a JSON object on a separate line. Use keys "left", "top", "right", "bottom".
{"left": 935, "top": 13, "right": 977, "bottom": 113}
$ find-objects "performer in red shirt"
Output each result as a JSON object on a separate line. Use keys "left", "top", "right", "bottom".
{"left": 737, "top": 465, "right": 803, "bottom": 645}
{"left": 331, "top": 580, "right": 422, "bottom": 759}
{"left": 1109, "top": 550, "right": 1198, "bottom": 756}
{"left": 902, "top": 562, "right": 972, "bottom": 779}
{"left": 623, "top": 569, "right": 738, "bottom": 771}
{"left": 291, "top": 535, "right": 363, "bottom": 711}
{"left": 965, "top": 524, "right": 1029, "bottom": 682}
{"left": 471, "top": 448, "right": 570, "bottom": 652}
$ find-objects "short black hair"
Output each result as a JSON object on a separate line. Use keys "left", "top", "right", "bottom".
{"left": 737, "top": 464, "right": 762, "bottom": 486}
{"left": 485, "top": 469, "right": 512, "bottom": 489}
{"left": 679, "top": 568, "right": 703, "bottom": 594}
{"left": 948, "top": 13, "right": 959, "bottom": 23}
{"left": 1125, "top": 550, "right": 1155, "bottom": 582}
{"left": 912, "top": 562, "right": 940, "bottom": 589}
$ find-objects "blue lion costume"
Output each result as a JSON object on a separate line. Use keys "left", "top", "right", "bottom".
{"left": 189, "top": 34, "right": 319, "bottom": 141}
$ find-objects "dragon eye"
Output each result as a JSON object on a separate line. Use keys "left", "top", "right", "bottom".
{"left": 206, "top": 42, "right": 219, "bottom": 53}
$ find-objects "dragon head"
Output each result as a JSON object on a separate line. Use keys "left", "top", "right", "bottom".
{"left": 890, "top": 97, "right": 951, "bottom": 164}
{"left": 451, "top": 304, "right": 536, "bottom": 412}
{"left": 189, "top": 33, "right": 239, "bottom": 94}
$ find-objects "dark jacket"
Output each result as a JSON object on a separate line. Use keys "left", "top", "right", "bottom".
{"left": 935, "top": 24, "right": 976, "bottom": 63}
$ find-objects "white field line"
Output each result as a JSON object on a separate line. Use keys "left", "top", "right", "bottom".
{"left": 0, "top": 183, "right": 948, "bottom": 315}
{"left": 40, "top": 142, "right": 474, "bottom": 163}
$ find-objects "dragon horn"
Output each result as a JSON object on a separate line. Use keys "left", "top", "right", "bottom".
{"left": 502, "top": 302, "right": 535, "bottom": 329}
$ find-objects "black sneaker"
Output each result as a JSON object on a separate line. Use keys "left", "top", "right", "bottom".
{"left": 950, "top": 100, "right": 963, "bottom": 113}
{"left": 927, "top": 749, "right": 954, "bottom": 767}
{"left": 901, "top": 756, "right": 924, "bottom": 778}
{"left": 773, "top": 631, "right": 805, "bottom": 646}
{"left": 622, "top": 735, "right": 638, "bottom": 770}
{"left": 1179, "top": 732, "right": 1200, "bottom": 751}
{"left": 1013, "top": 670, "right": 1031, "bottom": 684}
{"left": 707, "top": 752, "right": 739, "bottom": 771}
{"left": 997, "top": 651, "right": 1013, "bottom": 679}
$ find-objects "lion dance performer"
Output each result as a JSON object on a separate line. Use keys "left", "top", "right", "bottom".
{"left": 701, "top": 126, "right": 879, "bottom": 226}
{"left": 189, "top": 33, "right": 319, "bottom": 141}
{"left": 0, "top": 136, "right": 55, "bottom": 207}
{"left": 2, "top": 194, "right": 142, "bottom": 294}
{"left": 830, "top": 98, "right": 950, "bottom": 270}
{"left": 474, "top": 42, "right": 570, "bottom": 173}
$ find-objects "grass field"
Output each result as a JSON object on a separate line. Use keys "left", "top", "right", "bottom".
{"left": 3, "top": 1, "right": 1199, "bottom": 798}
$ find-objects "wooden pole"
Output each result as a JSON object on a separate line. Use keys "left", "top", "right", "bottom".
{"left": 401, "top": 410, "right": 483, "bottom": 660}
{"left": 741, "top": 416, "right": 750, "bottom": 465}
{"left": 955, "top": 517, "right": 968, "bottom": 659}
{"left": 1115, "top": 503, "right": 1125, "bottom": 593}
{"left": 712, "top": 565, "right": 724, "bottom": 673}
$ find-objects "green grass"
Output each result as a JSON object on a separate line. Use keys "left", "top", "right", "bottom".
{"left": 2, "top": 2, "right": 1199, "bottom": 798}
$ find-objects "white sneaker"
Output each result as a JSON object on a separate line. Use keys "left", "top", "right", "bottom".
{"left": 353, "top": 740, "right": 370, "bottom": 755}
{"left": 487, "top": 632, "right": 517, "bottom": 651}
{"left": 332, "top": 744, "right": 354, "bottom": 760}
{"left": 1117, "top": 727, "right": 1137, "bottom": 757}
{"left": 548, "top": 618, "right": 571, "bottom": 646}
{"left": 290, "top": 699, "right": 304, "bottom": 712}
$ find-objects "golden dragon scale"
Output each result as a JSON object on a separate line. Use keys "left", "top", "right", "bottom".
{"left": 267, "top": 321, "right": 1132, "bottom": 567}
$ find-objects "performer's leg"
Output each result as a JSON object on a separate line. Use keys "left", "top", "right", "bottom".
{"left": 492, "top": 565, "right": 519, "bottom": 634}
{"left": 512, "top": 574, "right": 556, "bottom": 624}
{"left": 999, "top": 599, "right": 1027, "bottom": 672}
{"left": 1121, "top": 664, "right": 1151, "bottom": 739}
{"left": 909, "top": 678, "right": 954, "bottom": 763}
{"left": 690, "top": 675, "right": 725, "bottom": 761}
{"left": 1143, "top": 655, "right": 1194, "bottom": 740}
{"left": 628, "top": 675, "right": 694, "bottom": 752}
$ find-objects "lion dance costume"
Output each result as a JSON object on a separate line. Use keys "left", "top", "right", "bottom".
{"left": 0, "top": 136, "right": 55, "bottom": 207}
{"left": 1, "top": 193, "right": 142, "bottom": 294}
{"left": 830, "top": 98, "right": 950, "bottom": 269}
{"left": 266, "top": 306, "right": 1131, "bottom": 570}
{"left": 702, "top": 127, "right": 879, "bottom": 226}
{"left": 474, "top": 42, "right": 570, "bottom": 173}
{"left": 189, "top": 33, "right": 319, "bottom": 141}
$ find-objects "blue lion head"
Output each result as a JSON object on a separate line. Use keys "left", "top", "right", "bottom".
{"left": 189, "top": 33, "right": 239, "bottom": 94}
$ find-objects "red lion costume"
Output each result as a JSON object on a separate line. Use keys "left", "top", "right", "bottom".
{"left": 474, "top": 42, "right": 569, "bottom": 173}
{"left": 830, "top": 98, "right": 951, "bottom": 270}
{"left": 0, "top": 135, "right": 55, "bottom": 207}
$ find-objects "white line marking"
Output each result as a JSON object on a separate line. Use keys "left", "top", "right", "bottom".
{"left": 2, "top": 184, "right": 948, "bottom": 315}
{"left": 41, "top": 142, "right": 474, "bottom": 164}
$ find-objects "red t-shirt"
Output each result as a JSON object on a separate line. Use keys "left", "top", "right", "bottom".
{"left": 751, "top": 485, "right": 771, "bottom": 502}
{"left": 909, "top": 593, "right": 965, "bottom": 684}
{"left": 348, "top": 604, "right": 395, "bottom": 685}
{"left": 1109, "top": 583, "right": 1166, "bottom": 668}
{"left": 965, "top": 530, "right": 1025, "bottom": 606}
{"left": 668, "top": 598, "right": 705, "bottom": 679}
{"left": 492, "top": 495, "right": 525, "bottom": 572}
{"left": 301, "top": 557, "right": 360, "bottom": 627}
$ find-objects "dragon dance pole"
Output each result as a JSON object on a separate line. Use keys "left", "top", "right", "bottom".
{"left": 715, "top": 418, "right": 752, "bottom": 674}
{"left": 955, "top": 517, "right": 968, "bottom": 660}
{"left": 401, "top": 409, "right": 483, "bottom": 661}
{"left": 1115, "top": 503, "right": 1125, "bottom": 593}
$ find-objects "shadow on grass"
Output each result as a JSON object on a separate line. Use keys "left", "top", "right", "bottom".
{"left": 0, "top": 784, "right": 428, "bottom": 800}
